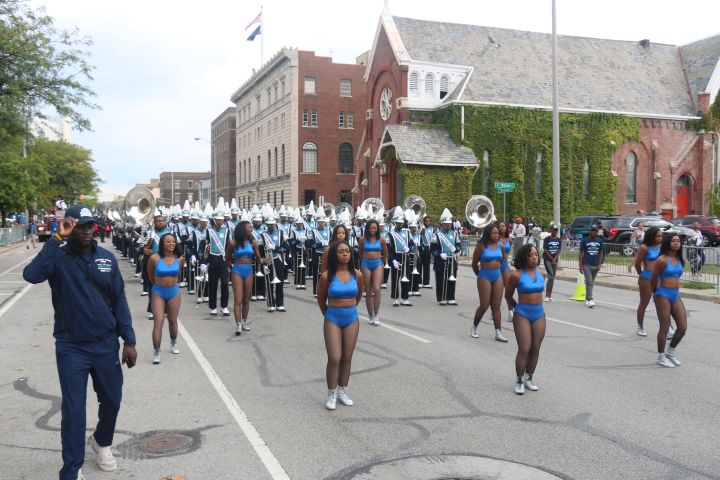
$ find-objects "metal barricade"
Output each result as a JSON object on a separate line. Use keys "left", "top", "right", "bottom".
{"left": 0, "top": 226, "right": 25, "bottom": 247}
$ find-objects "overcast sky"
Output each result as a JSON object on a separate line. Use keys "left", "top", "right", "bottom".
{"left": 33, "top": 0, "right": 720, "bottom": 200}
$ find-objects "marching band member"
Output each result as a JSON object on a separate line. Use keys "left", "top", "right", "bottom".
{"left": 278, "top": 206, "right": 292, "bottom": 278}
{"left": 226, "top": 202, "right": 241, "bottom": 235}
{"left": 328, "top": 210, "right": 338, "bottom": 230}
{"left": 176, "top": 206, "right": 193, "bottom": 291}
{"left": 419, "top": 216, "right": 435, "bottom": 289}
{"left": 471, "top": 222, "right": 509, "bottom": 342}
{"left": 250, "top": 210, "right": 267, "bottom": 301}
{"left": 191, "top": 214, "right": 210, "bottom": 303}
{"left": 407, "top": 213, "right": 422, "bottom": 297}
{"left": 310, "top": 212, "right": 330, "bottom": 297}
{"left": 205, "top": 211, "right": 231, "bottom": 316}
{"left": 147, "top": 233, "right": 184, "bottom": 364}
{"left": 388, "top": 207, "right": 413, "bottom": 307}
{"left": 379, "top": 219, "right": 390, "bottom": 289}
{"left": 225, "top": 219, "right": 264, "bottom": 335}
{"left": 263, "top": 215, "right": 288, "bottom": 312}
{"left": 358, "top": 218, "right": 387, "bottom": 326}
{"left": 289, "top": 213, "right": 308, "bottom": 289}
{"left": 432, "top": 210, "right": 461, "bottom": 306}
{"left": 351, "top": 210, "right": 364, "bottom": 267}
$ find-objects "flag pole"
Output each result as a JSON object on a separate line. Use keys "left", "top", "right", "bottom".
{"left": 260, "top": 6, "right": 264, "bottom": 65}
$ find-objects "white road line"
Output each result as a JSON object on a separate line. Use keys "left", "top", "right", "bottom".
{"left": 0, "top": 284, "right": 33, "bottom": 319}
{"left": 176, "top": 320, "right": 290, "bottom": 480}
{"left": 0, "top": 280, "right": 26, "bottom": 283}
{"left": 546, "top": 316, "right": 622, "bottom": 337}
{"left": 595, "top": 299, "right": 654, "bottom": 311}
{"left": 359, "top": 315, "right": 432, "bottom": 343}
{"left": 0, "top": 257, "right": 31, "bottom": 277}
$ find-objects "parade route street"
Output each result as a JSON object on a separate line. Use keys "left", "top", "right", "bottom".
{"left": 1, "top": 245, "right": 719, "bottom": 480}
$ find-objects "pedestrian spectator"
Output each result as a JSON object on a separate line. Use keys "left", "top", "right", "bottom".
{"left": 579, "top": 225, "right": 604, "bottom": 308}
{"left": 452, "top": 216, "right": 463, "bottom": 236}
{"left": 97, "top": 216, "right": 107, "bottom": 243}
{"left": 686, "top": 222, "right": 704, "bottom": 275}
{"left": 22, "top": 204, "right": 137, "bottom": 480}
{"left": 511, "top": 217, "right": 526, "bottom": 239}
{"left": 50, "top": 216, "right": 59, "bottom": 234}
{"left": 542, "top": 225, "right": 561, "bottom": 301}
{"left": 527, "top": 217, "right": 537, "bottom": 236}
{"left": 630, "top": 221, "right": 644, "bottom": 251}
{"left": 26, "top": 219, "right": 37, "bottom": 249}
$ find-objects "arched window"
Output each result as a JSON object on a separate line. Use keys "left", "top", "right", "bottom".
{"left": 482, "top": 150, "right": 490, "bottom": 194}
{"left": 281, "top": 144, "right": 285, "bottom": 174}
{"left": 409, "top": 71, "right": 419, "bottom": 97}
{"left": 302, "top": 142, "right": 318, "bottom": 173}
{"left": 535, "top": 152, "right": 543, "bottom": 197}
{"left": 424, "top": 73, "right": 434, "bottom": 98}
{"left": 625, "top": 151, "right": 637, "bottom": 203}
{"left": 274, "top": 147, "right": 278, "bottom": 177}
{"left": 583, "top": 159, "right": 590, "bottom": 199}
{"left": 440, "top": 75, "right": 449, "bottom": 99}
{"left": 339, "top": 143, "right": 353, "bottom": 173}
{"left": 268, "top": 150, "right": 272, "bottom": 178}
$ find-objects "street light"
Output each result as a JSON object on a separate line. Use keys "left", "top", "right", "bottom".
{"left": 194, "top": 137, "right": 215, "bottom": 204}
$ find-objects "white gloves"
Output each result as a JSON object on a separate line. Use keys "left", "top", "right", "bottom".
{"left": 449, "top": 246, "right": 456, "bottom": 253}
{"left": 392, "top": 260, "right": 401, "bottom": 270}
{"left": 263, "top": 266, "right": 270, "bottom": 275}
{"left": 403, "top": 246, "right": 409, "bottom": 253}
{"left": 440, "top": 253, "right": 448, "bottom": 260}
{"left": 191, "top": 255, "right": 196, "bottom": 265}
{"left": 200, "top": 264, "right": 208, "bottom": 274}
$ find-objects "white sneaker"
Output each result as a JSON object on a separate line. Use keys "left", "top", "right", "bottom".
{"left": 447, "top": 300, "right": 457, "bottom": 305}
{"left": 221, "top": 307, "right": 230, "bottom": 316}
{"left": 196, "top": 297, "right": 203, "bottom": 304}
{"left": 337, "top": 386, "right": 354, "bottom": 406}
{"left": 88, "top": 434, "right": 118, "bottom": 471}
{"left": 393, "top": 299, "right": 400, "bottom": 307}
{"left": 514, "top": 381, "right": 525, "bottom": 395}
{"left": 267, "top": 307, "right": 275, "bottom": 312}
{"left": 209, "top": 308, "right": 218, "bottom": 315}
{"left": 636, "top": 326, "right": 647, "bottom": 337}
{"left": 152, "top": 350, "right": 160, "bottom": 364}
{"left": 423, "top": 284, "right": 433, "bottom": 289}
{"left": 133, "top": 273, "right": 139, "bottom": 278}
{"left": 523, "top": 376, "right": 539, "bottom": 391}
{"left": 471, "top": 325, "right": 479, "bottom": 338}
{"left": 170, "top": 341, "right": 179, "bottom": 354}
{"left": 381, "top": 284, "right": 388, "bottom": 289}
{"left": 438, "top": 301, "right": 447, "bottom": 306}
{"left": 277, "top": 306, "right": 286, "bottom": 312}
{"left": 203, "top": 297, "right": 210, "bottom": 302}
{"left": 401, "top": 299, "right": 411, "bottom": 306}
{"left": 368, "top": 314, "right": 375, "bottom": 325}
{"left": 326, "top": 389, "right": 337, "bottom": 410}
{"left": 140, "top": 291, "right": 148, "bottom": 296}
{"left": 507, "top": 308, "right": 514, "bottom": 322}
{"left": 657, "top": 353, "right": 676, "bottom": 368}
{"left": 179, "top": 281, "right": 187, "bottom": 287}
{"left": 587, "top": 299, "right": 596, "bottom": 308}
{"left": 187, "top": 290, "right": 195, "bottom": 294}
{"left": 667, "top": 326, "right": 675, "bottom": 340}
{"left": 495, "top": 329, "right": 508, "bottom": 343}
{"left": 544, "top": 296, "right": 551, "bottom": 302}
{"left": 250, "top": 296, "right": 257, "bottom": 301}
{"left": 76, "top": 469, "right": 85, "bottom": 480}
{"left": 147, "top": 312, "right": 154, "bottom": 320}
{"left": 257, "top": 295, "right": 265, "bottom": 300}
{"left": 373, "top": 314, "right": 380, "bottom": 326}
{"left": 235, "top": 323, "right": 242, "bottom": 336}
{"left": 241, "top": 321, "right": 251, "bottom": 331}
{"left": 665, "top": 352, "right": 682, "bottom": 366}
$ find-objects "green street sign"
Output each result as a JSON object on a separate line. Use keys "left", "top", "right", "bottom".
{"left": 495, "top": 181, "right": 515, "bottom": 192}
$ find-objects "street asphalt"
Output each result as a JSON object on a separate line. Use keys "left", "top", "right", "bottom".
{"left": 1, "top": 242, "right": 719, "bottom": 480}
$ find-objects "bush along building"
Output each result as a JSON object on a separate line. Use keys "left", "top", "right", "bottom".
{"left": 353, "top": 9, "right": 720, "bottom": 223}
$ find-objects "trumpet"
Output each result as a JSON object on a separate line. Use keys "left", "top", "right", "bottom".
{"left": 400, "top": 252, "right": 410, "bottom": 283}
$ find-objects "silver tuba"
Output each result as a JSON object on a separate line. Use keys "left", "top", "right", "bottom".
{"left": 403, "top": 195, "right": 426, "bottom": 220}
{"left": 465, "top": 195, "right": 496, "bottom": 230}
{"left": 337, "top": 202, "right": 354, "bottom": 219}
{"left": 360, "top": 197, "right": 385, "bottom": 219}
{"left": 122, "top": 186, "right": 156, "bottom": 226}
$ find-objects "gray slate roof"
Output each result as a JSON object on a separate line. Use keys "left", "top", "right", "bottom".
{"left": 393, "top": 16, "right": 710, "bottom": 118}
{"left": 380, "top": 125, "right": 477, "bottom": 167}
{"left": 680, "top": 34, "right": 720, "bottom": 105}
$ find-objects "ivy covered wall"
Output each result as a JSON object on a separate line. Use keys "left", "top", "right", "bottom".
{"left": 429, "top": 105, "right": 641, "bottom": 226}
{"left": 398, "top": 162, "right": 475, "bottom": 220}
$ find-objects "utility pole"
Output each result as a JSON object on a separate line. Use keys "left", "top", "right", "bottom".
{"left": 551, "top": 0, "right": 561, "bottom": 228}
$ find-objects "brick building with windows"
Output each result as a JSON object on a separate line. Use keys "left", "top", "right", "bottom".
{"left": 230, "top": 48, "right": 366, "bottom": 209}
{"left": 354, "top": 10, "right": 720, "bottom": 220}
{"left": 159, "top": 171, "right": 211, "bottom": 207}
{"left": 211, "top": 107, "right": 237, "bottom": 203}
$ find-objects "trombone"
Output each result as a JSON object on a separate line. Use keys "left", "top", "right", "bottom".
{"left": 263, "top": 232, "right": 282, "bottom": 312}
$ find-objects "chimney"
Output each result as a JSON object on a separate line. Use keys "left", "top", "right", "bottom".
{"left": 697, "top": 92, "right": 711, "bottom": 113}
{"left": 639, "top": 39, "right": 650, "bottom": 49}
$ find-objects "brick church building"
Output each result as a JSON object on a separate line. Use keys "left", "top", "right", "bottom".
{"left": 353, "top": 8, "right": 720, "bottom": 220}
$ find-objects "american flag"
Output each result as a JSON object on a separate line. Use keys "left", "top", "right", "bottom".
{"left": 245, "top": 10, "right": 262, "bottom": 31}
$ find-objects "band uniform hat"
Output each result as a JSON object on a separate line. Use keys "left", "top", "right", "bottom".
{"left": 65, "top": 205, "right": 96, "bottom": 225}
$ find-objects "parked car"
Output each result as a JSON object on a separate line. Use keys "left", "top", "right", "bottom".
{"left": 569, "top": 215, "right": 616, "bottom": 237}
{"left": 670, "top": 215, "right": 720, "bottom": 247}
{"left": 604, "top": 216, "right": 688, "bottom": 256}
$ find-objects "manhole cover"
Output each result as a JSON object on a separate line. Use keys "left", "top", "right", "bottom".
{"left": 138, "top": 433, "right": 194, "bottom": 454}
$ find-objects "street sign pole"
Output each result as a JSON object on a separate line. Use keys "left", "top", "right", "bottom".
{"left": 504, "top": 192, "right": 506, "bottom": 223}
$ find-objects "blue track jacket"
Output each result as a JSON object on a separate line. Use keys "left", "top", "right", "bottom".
{"left": 23, "top": 238, "right": 136, "bottom": 346}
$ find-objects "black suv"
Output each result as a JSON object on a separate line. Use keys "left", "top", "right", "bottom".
{"left": 569, "top": 215, "right": 616, "bottom": 237}
{"left": 604, "top": 216, "right": 687, "bottom": 256}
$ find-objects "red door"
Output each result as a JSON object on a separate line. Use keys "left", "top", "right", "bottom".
{"left": 676, "top": 175, "right": 691, "bottom": 217}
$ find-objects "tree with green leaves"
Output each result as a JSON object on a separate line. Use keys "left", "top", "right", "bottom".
{"left": 0, "top": 132, "right": 47, "bottom": 225}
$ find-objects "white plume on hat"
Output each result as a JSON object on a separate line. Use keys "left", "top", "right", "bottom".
{"left": 240, "top": 210, "right": 250, "bottom": 222}
{"left": 261, "top": 203, "right": 274, "bottom": 220}
{"left": 404, "top": 208, "right": 418, "bottom": 227}
{"left": 337, "top": 208, "right": 352, "bottom": 227}
{"left": 306, "top": 201, "right": 315, "bottom": 216}
{"left": 440, "top": 208, "right": 453, "bottom": 223}
{"left": 230, "top": 198, "right": 239, "bottom": 213}
{"left": 356, "top": 204, "right": 366, "bottom": 220}
{"left": 391, "top": 206, "right": 404, "bottom": 222}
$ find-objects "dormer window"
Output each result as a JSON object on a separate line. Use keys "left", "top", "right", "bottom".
{"left": 409, "top": 72, "right": 419, "bottom": 97}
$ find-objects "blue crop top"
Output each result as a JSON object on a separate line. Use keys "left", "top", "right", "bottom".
{"left": 155, "top": 257, "right": 180, "bottom": 278}
{"left": 517, "top": 268, "right": 544, "bottom": 294}
{"left": 502, "top": 239, "right": 511, "bottom": 253}
{"left": 480, "top": 243, "right": 503, "bottom": 263}
{"left": 643, "top": 245, "right": 660, "bottom": 262}
{"left": 233, "top": 241, "right": 254, "bottom": 260}
{"left": 658, "top": 257, "right": 684, "bottom": 279}
{"left": 363, "top": 238, "right": 381, "bottom": 253}
{"left": 328, "top": 274, "right": 358, "bottom": 299}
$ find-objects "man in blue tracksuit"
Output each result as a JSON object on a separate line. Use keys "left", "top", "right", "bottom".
{"left": 23, "top": 205, "right": 137, "bottom": 480}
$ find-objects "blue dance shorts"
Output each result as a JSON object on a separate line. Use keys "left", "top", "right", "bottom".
{"left": 639, "top": 269, "right": 652, "bottom": 281}
{"left": 477, "top": 267, "right": 501, "bottom": 283}
{"left": 500, "top": 261, "right": 509, "bottom": 272}
{"left": 514, "top": 303, "right": 544, "bottom": 322}
{"left": 325, "top": 305, "right": 358, "bottom": 329}
{"left": 361, "top": 257, "right": 383, "bottom": 271}
{"left": 151, "top": 284, "right": 180, "bottom": 301}
{"left": 655, "top": 286, "right": 680, "bottom": 304}
{"left": 232, "top": 263, "right": 253, "bottom": 279}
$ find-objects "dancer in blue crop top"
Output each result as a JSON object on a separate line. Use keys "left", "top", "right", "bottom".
{"left": 317, "top": 240, "right": 364, "bottom": 411}
{"left": 358, "top": 219, "right": 388, "bottom": 326}
{"left": 631, "top": 227, "right": 663, "bottom": 337}
{"left": 498, "top": 222, "right": 515, "bottom": 324}
{"left": 471, "top": 223, "right": 509, "bottom": 343}
{"left": 225, "top": 221, "right": 264, "bottom": 336}
{"left": 505, "top": 243, "right": 546, "bottom": 395}
{"left": 651, "top": 234, "right": 687, "bottom": 368}
{"left": 148, "top": 233, "right": 185, "bottom": 364}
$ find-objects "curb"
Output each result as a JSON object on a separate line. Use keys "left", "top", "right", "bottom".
{"left": 0, "top": 242, "right": 25, "bottom": 255}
